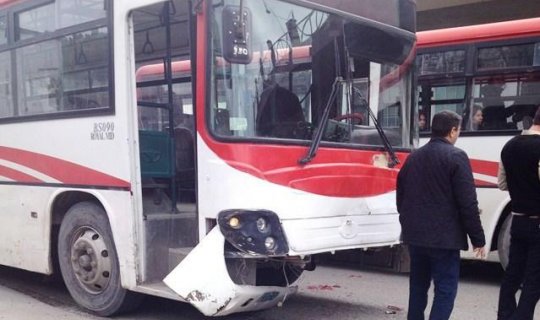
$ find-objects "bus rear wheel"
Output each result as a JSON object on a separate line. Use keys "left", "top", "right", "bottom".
{"left": 58, "top": 201, "right": 141, "bottom": 316}
{"left": 497, "top": 214, "right": 513, "bottom": 270}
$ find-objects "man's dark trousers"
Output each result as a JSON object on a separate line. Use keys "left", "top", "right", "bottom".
{"left": 498, "top": 215, "right": 540, "bottom": 320}
{"left": 408, "top": 245, "right": 460, "bottom": 320}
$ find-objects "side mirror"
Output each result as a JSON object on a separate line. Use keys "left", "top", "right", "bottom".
{"left": 222, "top": 5, "right": 252, "bottom": 64}
{"left": 344, "top": 22, "right": 415, "bottom": 65}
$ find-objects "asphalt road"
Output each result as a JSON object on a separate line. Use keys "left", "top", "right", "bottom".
{"left": 0, "top": 261, "right": 536, "bottom": 320}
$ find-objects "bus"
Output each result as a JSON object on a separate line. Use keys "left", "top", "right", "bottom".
{"left": 416, "top": 18, "right": 540, "bottom": 267}
{"left": 0, "top": 0, "right": 416, "bottom": 316}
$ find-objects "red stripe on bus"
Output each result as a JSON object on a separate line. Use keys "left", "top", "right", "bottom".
{"left": 417, "top": 17, "right": 540, "bottom": 48}
{"left": 0, "top": 164, "right": 43, "bottom": 183}
{"left": 470, "top": 159, "right": 499, "bottom": 178}
{"left": 218, "top": 145, "right": 404, "bottom": 197}
{"left": 227, "top": 158, "right": 399, "bottom": 197}
{"left": 474, "top": 179, "right": 497, "bottom": 188}
{"left": 0, "top": 146, "right": 130, "bottom": 188}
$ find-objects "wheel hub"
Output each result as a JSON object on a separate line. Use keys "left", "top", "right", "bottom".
{"left": 70, "top": 228, "right": 112, "bottom": 294}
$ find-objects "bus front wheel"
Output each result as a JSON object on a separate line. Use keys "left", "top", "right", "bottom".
{"left": 58, "top": 201, "right": 141, "bottom": 316}
{"left": 497, "top": 214, "right": 513, "bottom": 270}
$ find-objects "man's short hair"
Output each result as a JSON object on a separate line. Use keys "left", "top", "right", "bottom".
{"left": 534, "top": 106, "right": 540, "bottom": 125}
{"left": 431, "top": 110, "right": 462, "bottom": 138}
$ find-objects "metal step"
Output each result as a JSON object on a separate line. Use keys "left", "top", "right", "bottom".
{"left": 176, "top": 202, "right": 196, "bottom": 213}
{"left": 144, "top": 211, "right": 196, "bottom": 221}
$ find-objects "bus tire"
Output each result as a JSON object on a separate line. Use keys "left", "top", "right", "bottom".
{"left": 497, "top": 214, "right": 513, "bottom": 270}
{"left": 58, "top": 201, "right": 141, "bottom": 316}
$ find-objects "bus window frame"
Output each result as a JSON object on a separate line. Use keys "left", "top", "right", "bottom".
{"left": 417, "top": 36, "right": 540, "bottom": 137}
{"left": 473, "top": 37, "right": 540, "bottom": 75}
{"left": 416, "top": 44, "right": 470, "bottom": 78}
{"left": 0, "top": 0, "right": 114, "bottom": 125}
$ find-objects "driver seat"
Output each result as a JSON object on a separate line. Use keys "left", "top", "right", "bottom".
{"left": 256, "top": 84, "right": 305, "bottom": 138}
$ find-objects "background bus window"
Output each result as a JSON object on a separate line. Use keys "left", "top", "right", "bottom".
{"left": 477, "top": 43, "right": 536, "bottom": 71}
{"left": 417, "top": 82, "right": 466, "bottom": 131}
{"left": 417, "top": 50, "right": 466, "bottom": 76}
{"left": 472, "top": 75, "right": 540, "bottom": 130}
{"left": 416, "top": 50, "right": 467, "bottom": 132}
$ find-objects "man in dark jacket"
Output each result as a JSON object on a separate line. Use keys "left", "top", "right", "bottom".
{"left": 397, "top": 110, "right": 486, "bottom": 320}
{"left": 497, "top": 106, "right": 540, "bottom": 320}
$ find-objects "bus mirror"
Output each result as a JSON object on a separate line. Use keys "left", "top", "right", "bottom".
{"left": 222, "top": 5, "right": 252, "bottom": 64}
{"left": 344, "top": 22, "right": 414, "bottom": 65}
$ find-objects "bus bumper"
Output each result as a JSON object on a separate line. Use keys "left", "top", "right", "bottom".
{"left": 282, "top": 212, "right": 401, "bottom": 255}
{"left": 163, "top": 227, "right": 297, "bottom": 316}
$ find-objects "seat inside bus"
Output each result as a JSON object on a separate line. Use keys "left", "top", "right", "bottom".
{"left": 173, "top": 126, "right": 195, "bottom": 197}
{"left": 256, "top": 84, "right": 305, "bottom": 138}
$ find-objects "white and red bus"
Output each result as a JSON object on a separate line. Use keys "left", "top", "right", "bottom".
{"left": 0, "top": 0, "right": 416, "bottom": 316}
{"left": 416, "top": 18, "right": 540, "bottom": 267}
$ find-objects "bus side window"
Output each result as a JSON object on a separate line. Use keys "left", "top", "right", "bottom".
{"left": 482, "top": 105, "right": 514, "bottom": 130}
{"left": 478, "top": 82, "right": 512, "bottom": 130}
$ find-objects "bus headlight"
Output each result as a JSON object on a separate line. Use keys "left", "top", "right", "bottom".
{"left": 228, "top": 216, "right": 241, "bottom": 229}
{"left": 256, "top": 217, "right": 267, "bottom": 232}
{"left": 264, "top": 237, "right": 276, "bottom": 250}
{"left": 218, "top": 210, "right": 288, "bottom": 256}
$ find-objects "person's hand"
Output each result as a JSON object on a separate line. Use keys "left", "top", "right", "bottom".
{"left": 473, "top": 246, "right": 486, "bottom": 259}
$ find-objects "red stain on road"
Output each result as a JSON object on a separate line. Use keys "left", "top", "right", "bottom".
{"left": 306, "top": 284, "right": 341, "bottom": 291}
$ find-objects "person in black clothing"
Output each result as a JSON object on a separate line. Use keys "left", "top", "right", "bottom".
{"left": 397, "top": 110, "right": 486, "bottom": 320}
{"left": 497, "top": 106, "right": 540, "bottom": 320}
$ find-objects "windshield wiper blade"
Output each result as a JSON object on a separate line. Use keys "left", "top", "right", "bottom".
{"left": 298, "top": 77, "right": 341, "bottom": 165}
{"left": 362, "top": 95, "right": 400, "bottom": 168}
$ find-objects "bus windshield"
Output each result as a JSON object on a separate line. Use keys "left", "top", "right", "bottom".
{"left": 209, "top": 0, "right": 415, "bottom": 149}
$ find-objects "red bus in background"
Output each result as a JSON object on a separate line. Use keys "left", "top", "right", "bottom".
{"left": 416, "top": 18, "right": 540, "bottom": 267}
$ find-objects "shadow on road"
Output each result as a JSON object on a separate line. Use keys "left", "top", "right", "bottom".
{"left": 460, "top": 261, "right": 504, "bottom": 284}
{"left": 123, "top": 291, "right": 387, "bottom": 320}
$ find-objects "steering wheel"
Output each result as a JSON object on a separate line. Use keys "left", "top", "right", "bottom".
{"left": 293, "top": 121, "right": 314, "bottom": 139}
{"left": 334, "top": 112, "right": 364, "bottom": 124}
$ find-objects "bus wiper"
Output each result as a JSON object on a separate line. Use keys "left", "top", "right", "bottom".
{"left": 299, "top": 37, "right": 343, "bottom": 165}
{"left": 357, "top": 87, "right": 400, "bottom": 168}
{"left": 298, "top": 76, "right": 342, "bottom": 165}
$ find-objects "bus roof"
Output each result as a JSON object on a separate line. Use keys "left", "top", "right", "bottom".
{"left": 417, "top": 17, "right": 540, "bottom": 48}
{"left": 0, "top": 0, "right": 22, "bottom": 8}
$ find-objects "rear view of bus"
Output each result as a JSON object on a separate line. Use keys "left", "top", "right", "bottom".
{"left": 0, "top": 0, "right": 416, "bottom": 317}
{"left": 416, "top": 18, "right": 540, "bottom": 267}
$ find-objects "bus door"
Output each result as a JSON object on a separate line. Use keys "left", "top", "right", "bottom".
{"left": 132, "top": 0, "right": 198, "bottom": 285}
